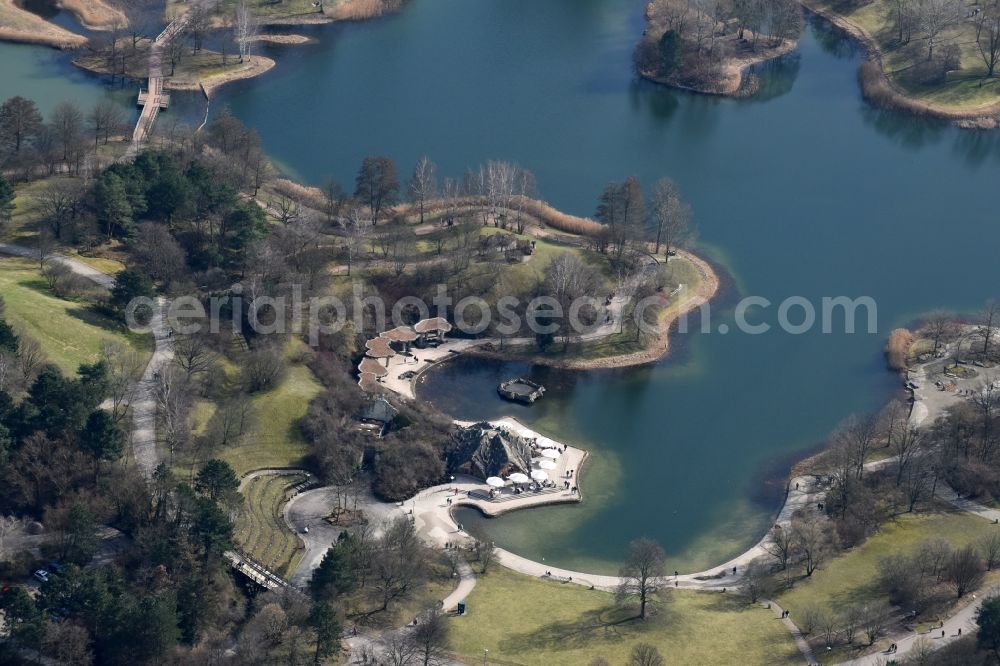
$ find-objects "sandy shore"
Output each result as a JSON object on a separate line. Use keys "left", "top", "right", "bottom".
{"left": 251, "top": 34, "right": 313, "bottom": 45}
{"left": 800, "top": 0, "right": 1000, "bottom": 127}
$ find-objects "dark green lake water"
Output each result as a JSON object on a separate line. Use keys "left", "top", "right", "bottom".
{"left": 6, "top": 0, "right": 1000, "bottom": 573}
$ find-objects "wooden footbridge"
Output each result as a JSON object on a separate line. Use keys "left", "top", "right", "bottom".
{"left": 225, "top": 549, "right": 301, "bottom": 592}
{"left": 130, "top": 2, "right": 212, "bottom": 151}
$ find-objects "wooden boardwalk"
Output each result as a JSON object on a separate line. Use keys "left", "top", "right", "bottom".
{"left": 129, "top": 3, "right": 208, "bottom": 150}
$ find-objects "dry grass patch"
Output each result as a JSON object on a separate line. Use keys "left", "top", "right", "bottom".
{"left": 57, "top": 0, "right": 125, "bottom": 31}
{"left": 0, "top": 0, "right": 85, "bottom": 48}
{"left": 235, "top": 473, "right": 307, "bottom": 577}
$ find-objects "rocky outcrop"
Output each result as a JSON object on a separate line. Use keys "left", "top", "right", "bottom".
{"left": 446, "top": 422, "right": 533, "bottom": 479}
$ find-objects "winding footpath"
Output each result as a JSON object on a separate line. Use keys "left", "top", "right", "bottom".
{"left": 836, "top": 481, "right": 1000, "bottom": 666}
{"left": 0, "top": 243, "right": 174, "bottom": 477}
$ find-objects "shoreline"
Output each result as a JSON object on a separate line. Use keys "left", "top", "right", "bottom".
{"left": 0, "top": 0, "right": 86, "bottom": 49}
{"left": 463, "top": 248, "right": 720, "bottom": 370}
{"left": 445, "top": 417, "right": 588, "bottom": 518}
{"left": 800, "top": 1, "right": 1000, "bottom": 127}
{"left": 639, "top": 39, "right": 799, "bottom": 96}
{"left": 637, "top": 0, "right": 800, "bottom": 97}
{"left": 169, "top": 55, "right": 277, "bottom": 97}
{"left": 55, "top": 0, "right": 125, "bottom": 32}
{"left": 399, "top": 246, "right": 718, "bottom": 377}
{"left": 72, "top": 53, "right": 278, "bottom": 98}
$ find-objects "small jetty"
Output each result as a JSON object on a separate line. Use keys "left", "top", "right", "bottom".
{"left": 498, "top": 378, "right": 546, "bottom": 404}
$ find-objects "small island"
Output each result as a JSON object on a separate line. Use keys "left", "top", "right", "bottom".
{"left": 635, "top": 0, "right": 803, "bottom": 95}
{"left": 497, "top": 378, "right": 546, "bottom": 404}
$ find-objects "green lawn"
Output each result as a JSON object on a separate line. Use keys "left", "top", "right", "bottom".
{"left": 778, "top": 511, "right": 1000, "bottom": 662}
{"left": 4, "top": 178, "right": 48, "bottom": 244}
{"left": 217, "top": 361, "right": 323, "bottom": 475}
{"left": 64, "top": 251, "right": 125, "bottom": 276}
{"left": 235, "top": 472, "right": 307, "bottom": 577}
{"left": 815, "top": 0, "right": 1000, "bottom": 111}
{"left": 448, "top": 568, "right": 801, "bottom": 666}
{"left": 0, "top": 257, "right": 151, "bottom": 374}
{"left": 778, "top": 511, "right": 997, "bottom": 613}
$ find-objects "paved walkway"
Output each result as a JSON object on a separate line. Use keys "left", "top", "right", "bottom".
{"left": 767, "top": 599, "right": 818, "bottom": 665}
{"left": 908, "top": 338, "right": 1000, "bottom": 428}
{"left": 129, "top": 298, "right": 174, "bottom": 478}
{"left": 839, "top": 593, "right": 989, "bottom": 666}
{"left": 478, "top": 473, "right": 824, "bottom": 593}
{"left": 284, "top": 483, "right": 399, "bottom": 588}
{"left": 0, "top": 243, "right": 114, "bottom": 288}
{"left": 0, "top": 243, "right": 174, "bottom": 479}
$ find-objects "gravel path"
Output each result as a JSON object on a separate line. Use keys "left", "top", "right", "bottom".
{"left": 0, "top": 243, "right": 174, "bottom": 478}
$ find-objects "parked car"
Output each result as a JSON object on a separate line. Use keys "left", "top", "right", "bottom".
{"left": 33, "top": 570, "right": 49, "bottom": 583}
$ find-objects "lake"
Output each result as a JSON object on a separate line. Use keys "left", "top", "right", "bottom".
{"left": 6, "top": 0, "right": 1000, "bottom": 573}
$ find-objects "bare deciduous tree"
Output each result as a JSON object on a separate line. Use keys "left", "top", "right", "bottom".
{"left": 616, "top": 537, "right": 667, "bottom": 619}
{"left": 790, "top": 517, "right": 830, "bottom": 576}
{"left": 343, "top": 207, "right": 372, "bottom": 276}
{"left": 380, "top": 631, "right": 419, "bottom": 666}
{"left": 841, "top": 604, "right": 864, "bottom": 645}
{"left": 101, "top": 340, "right": 145, "bottom": 422}
{"left": 763, "top": 524, "right": 796, "bottom": 571}
{"left": 921, "top": 310, "right": 959, "bottom": 354}
{"left": 629, "top": 643, "right": 665, "bottom": 666}
{"left": 738, "top": 560, "right": 774, "bottom": 604}
{"left": 172, "top": 333, "right": 219, "bottom": 384}
{"left": 472, "top": 539, "right": 496, "bottom": 574}
{"left": 15, "top": 334, "right": 45, "bottom": 386}
{"left": 407, "top": 156, "right": 437, "bottom": 225}
{"left": 409, "top": 609, "right": 450, "bottom": 666}
{"left": 948, "top": 545, "right": 985, "bottom": 597}
{"left": 976, "top": 0, "right": 1000, "bottom": 77}
{"left": 979, "top": 299, "right": 1000, "bottom": 357}
{"left": 234, "top": 0, "right": 259, "bottom": 63}
{"left": 649, "top": 177, "right": 693, "bottom": 256}
{"left": 88, "top": 99, "right": 126, "bottom": 146}
{"left": 978, "top": 531, "right": 1000, "bottom": 571}
{"left": 861, "top": 601, "right": 891, "bottom": 645}
{"left": 912, "top": 0, "right": 964, "bottom": 60}
{"left": 33, "top": 179, "right": 85, "bottom": 241}
{"left": 154, "top": 367, "right": 192, "bottom": 464}
{"left": 355, "top": 156, "right": 400, "bottom": 225}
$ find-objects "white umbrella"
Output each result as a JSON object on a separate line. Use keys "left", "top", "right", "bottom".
{"left": 486, "top": 477, "right": 505, "bottom": 488}
{"left": 536, "top": 436, "right": 555, "bottom": 448}
{"left": 531, "top": 470, "right": 549, "bottom": 482}
{"left": 508, "top": 472, "right": 530, "bottom": 484}
{"left": 537, "top": 460, "right": 557, "bottom": 470}
{"left": 541, "top": 448, "right": 561, "bottom": 459}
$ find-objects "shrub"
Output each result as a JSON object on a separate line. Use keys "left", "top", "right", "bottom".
{"left": 886, "top": 328, "right": 914, "bottom": 371}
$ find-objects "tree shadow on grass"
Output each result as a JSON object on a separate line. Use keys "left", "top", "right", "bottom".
{"left": 65, "top": 306, "right": 132, "bottom": 338}
{"left": 17, "top": 276, "right": 56, "bottom": 295}
{"left": 499, "top": 601, "right": 679, "bottom": 653}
